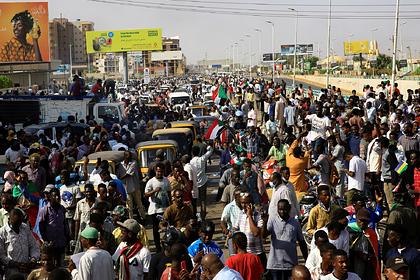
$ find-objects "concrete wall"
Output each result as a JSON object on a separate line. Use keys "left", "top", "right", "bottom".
{"left": 292, "top": 75, "right": 420, "bottom": 96}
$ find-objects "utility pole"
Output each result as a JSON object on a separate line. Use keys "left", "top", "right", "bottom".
{"left": 391, "top": 0, "right": 400, "bottom": 97}
{"left": 326, "top": 0, "right": 332, "bottom": 88}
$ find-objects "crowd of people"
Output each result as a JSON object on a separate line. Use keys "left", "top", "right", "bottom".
{"left": 0, "top": 75, "right": 419, "bottom": 280}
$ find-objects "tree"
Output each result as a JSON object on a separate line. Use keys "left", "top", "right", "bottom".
{"left": 376, "top": 54, "right": 392, "bottom": 70}
{"left": 304, "top": 56, "right": 319, "bottom": 68}
{"left": 0, "top": 75, "right": 12, "bottom": 89}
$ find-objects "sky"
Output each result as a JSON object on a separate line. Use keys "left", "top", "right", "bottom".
{"left": 3, "top": 0, "right": 419, "bottom": 64}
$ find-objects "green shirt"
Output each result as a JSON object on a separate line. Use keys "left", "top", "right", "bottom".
{"left": 268, "top": 145, "right": 288, "bottom": 164}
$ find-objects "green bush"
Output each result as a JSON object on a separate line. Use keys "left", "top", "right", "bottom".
{"left": 0, "top": 75, "right": 12, "bottom": 89}
{"left": 414, "top": 67, "right": 420, "bottom": 75}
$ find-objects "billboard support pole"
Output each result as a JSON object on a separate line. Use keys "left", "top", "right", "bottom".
{"left": 123, "top": 51, "right": 128, "bottom": 84}
{"left": 391, "top": 0, "right": 400, "bottom": 98}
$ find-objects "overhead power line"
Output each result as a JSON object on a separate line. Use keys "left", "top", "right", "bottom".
{"left": 88, "top": 0, "right": 420, "bottom": 20}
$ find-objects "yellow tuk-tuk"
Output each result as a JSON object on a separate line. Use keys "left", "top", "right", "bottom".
{"left": 190, "top": 105, "right": 208, "bottom": 117}
{"left": 170, "top": 121, "right": 200, "bottom": 143}
{"left": 152, "top": 128, "right": 193, "bottom": 155}
{"left": 74, "top": 151, "right": 129, "bottom": 191}
{"left": 136, "top": 140, "right": 178, "bottom": 177}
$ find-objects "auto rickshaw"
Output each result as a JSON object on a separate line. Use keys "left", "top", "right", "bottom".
{"left": 152, "top": 128, "right": 193, "bottom": 156}
{"left": 135, "top": 140, "right": 178, "bottom": 178}
{"left": 170, "top": 121, "right": 200, "bottom": 143}
{"left": 74, "top": 150, "right": 129, "bottom": 191}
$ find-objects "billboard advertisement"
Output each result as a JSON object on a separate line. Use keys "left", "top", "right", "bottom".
{"left": 86, "top": 28, "right": 162, "bottom": 54}
{"left": 0, "top": 2, "right": 50, "bottom": 63}
{"left": 281, "top": 44, "right": 313, "bottom": 55}
{"left": 344, "top": 40, "right": 369, "bottom": 55}
{"left": 151, "top": 50, "right": 183, "bottom": 61}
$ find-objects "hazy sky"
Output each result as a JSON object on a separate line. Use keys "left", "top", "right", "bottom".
{"left": 4, "top": 0, "right": 419, "bottom": 63}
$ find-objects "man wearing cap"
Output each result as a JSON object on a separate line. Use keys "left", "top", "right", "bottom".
{"left": 347, "top": 208, "right": 380, "bottom": 280}
{"left": 113, "top": 219, "right": 151, "bottom": 280}
{"left": 69, "top": 227, "right": 114, "bottom": 280}
{"left": 384, "top": 256, "right": 410, "bottom": 280}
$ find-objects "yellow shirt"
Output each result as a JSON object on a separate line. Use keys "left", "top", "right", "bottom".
{"left": 286, "top": 140, "right": 310, "bottom": 192}
{"left": 306, "top": 204, "right": 340, "bottom": 235}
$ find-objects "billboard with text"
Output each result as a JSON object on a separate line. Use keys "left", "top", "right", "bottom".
{"left": 86, "top": 28, "right": 162, "bottom": 54}
{"left": 343, "top": 41, "right": 369, "bottom": 55}
{"left": 0, "top": 2, "right": 50, "bottom": 63}
{"left": 281, "top": 44, "right": 313, "bottom": 55}
{"left": 151, "top": 50, "right": 183, "bottom": 61}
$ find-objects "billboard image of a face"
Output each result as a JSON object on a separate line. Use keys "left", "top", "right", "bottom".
{"left": 0, "top": 2, "right": 49, "bottom": 63}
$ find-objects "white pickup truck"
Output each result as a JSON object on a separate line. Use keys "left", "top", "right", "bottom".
{"left": 0, "top": 96, "right": 126, "bottom": 125}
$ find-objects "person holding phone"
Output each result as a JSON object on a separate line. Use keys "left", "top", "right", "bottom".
{"left": 187, "top": 221, "right": 224, "bottom": 266}
{"left": 160, "top": 243, "right": 192, "bottom": 280}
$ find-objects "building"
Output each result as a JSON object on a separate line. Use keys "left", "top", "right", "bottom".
{"left": 142, "top": 36, "right": 187, "bottom": 77}
{"left": 49, "top": 18, "right": 94, "bottom": 68}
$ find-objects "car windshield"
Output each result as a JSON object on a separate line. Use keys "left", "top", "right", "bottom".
{"left": 172, "top": 96, "right": 190, "bottom": 104}
{"left": 192, "top": 108, "right": 203, "bottom": 116}
{"left": 155, "top": 133, "right": 189, "bottom": 153}
{"left": 140, "top": 148, "right": 173, "bottom": 167}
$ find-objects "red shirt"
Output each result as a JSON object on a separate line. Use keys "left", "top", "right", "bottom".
{"left": 413, "top": 167, "right": 420, "bottom": 207}
{"left": 225, "top": 253, "right": 264, "bottom": 280}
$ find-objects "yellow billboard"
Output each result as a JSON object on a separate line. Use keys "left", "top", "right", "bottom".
{"left": 0, "top": 2, "right": 50, "bottom": 63}
{"left": 343, "top": 40, "right": 369, "bottom": 55}
{"left": 86, "top": 28, "right": 162, "bottom": 54}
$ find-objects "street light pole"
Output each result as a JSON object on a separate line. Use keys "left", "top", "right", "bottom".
{"left": 391, "top": 0, "right": 400, "bottom": 97}
{"left": 230, "top": 44, "right": 235, "bottom": 75}
{"left": 326, "top": 0, "right": 332, "bottom": 88}
{"left": 289, "top": 8, "right": 298, "bottom": 88}
{"left": 255, "top": 28, "right": 262, "bottom": 65}
{"left": 245, "top": 34, "right": 252, "bottom": 79}
{"left": 266, "top": 20, "right": 275, "bottom": 81}
{"left": 69, "top": 43, "right": 73, "bottom": 76}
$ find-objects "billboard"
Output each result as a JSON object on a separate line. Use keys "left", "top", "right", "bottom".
{"left": 262, "top": 53, "right": 283, "bottom": 62}
{"left": 151, "top": 50, "right": 183, "bottom": 61}
{"left": 281, "top": 44, "right": 313, "bottom": 55}
{"left": 344, "top": 41, "right": 369, "bottom": 55}
{"left": 0, "top": 2, "right": 50, "bottom": 63}
{"left": 86, "top": 28, "right": 162, "bottom": 54}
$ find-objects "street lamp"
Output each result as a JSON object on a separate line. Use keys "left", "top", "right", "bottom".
{"left": 231, "top": 44, "right": 235, "bottom": 73}
{"left": 326, "top": 0, "right": 332, "bottom": 88}
{"left": 254, "top": 28, "right": 262, "bottom": 65}
{"left": 289, "top": 8, "right": 298, "bottom": 88}
{"left": 391, "top": 0, "right": 400, "bottom": 97}
{"left": 266, "top": 20, "right": 275, "bottom": 81}
{"left": 234, "top": 42, "right": 238, "bottom": 74}
{"left": 347, "top": 34, "right": 354, "bottom": 56}
{"left": 245, "top": 34, "right": 252, "bottom": 79}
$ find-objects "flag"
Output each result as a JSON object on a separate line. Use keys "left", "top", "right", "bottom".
{"left": 394, "top": 161, "right": 408, "bottom": 175}
{"left": 205, "top": 119, "right": 224, "bottom": 140}
{"left": 212, "top": 84, "right": 227, "bottom": 102}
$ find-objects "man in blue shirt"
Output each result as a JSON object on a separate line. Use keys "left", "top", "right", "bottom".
{"left": 188, "top": 221, "right": 224, "bottom": 266}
